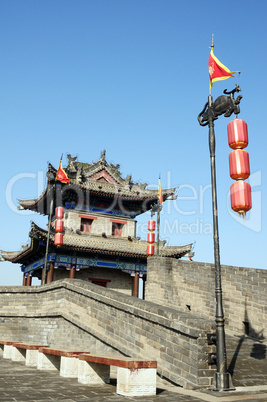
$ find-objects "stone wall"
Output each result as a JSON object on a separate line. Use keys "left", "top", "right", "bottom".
{"left": 0, "top": 316, "right": 112, "bottom": 351}
{"left": 53, "top": 267, "right": 133, "bottom": 295}
{"left": 0, "top": 279, "right": 215, "bottom": 388}
{"left": 145, "top": 257, "right": 267, "bottom": 340}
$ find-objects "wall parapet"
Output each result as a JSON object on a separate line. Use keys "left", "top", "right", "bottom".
{"left": 146, "top": 257, "right": 267, "bottom": 340}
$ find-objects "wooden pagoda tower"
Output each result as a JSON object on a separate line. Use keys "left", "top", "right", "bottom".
{"left": 1, "top": 151, "right": 193, "bottom": 296}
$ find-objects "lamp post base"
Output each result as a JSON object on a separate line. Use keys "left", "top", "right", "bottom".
{"left": 210, "top": 372, "right": 235, "bottom": 392}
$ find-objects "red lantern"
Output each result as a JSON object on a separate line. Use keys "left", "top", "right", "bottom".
{"left": 54, "top": 232, "right": 63, "bottom": 246}
{"left": 227, "top": 119, "right": 248, "bottom": 149}
{"left": 148, "top": 219, "right": 156, "bottom": 231}
{"left": 55, "top": 207, "right": 64, "bottom": 219}
{"left": 55, "top": 219, "right": 64, "bottom": 233}
{"left": 229, "top": 149, "right": 250, "bottom": 180}
{"left": 147, "top": 244, "right": 154, "bottom": 256}
{"left": 147, "top": 232, "right": 155, "bottom": 244}
{"left": 230, "top": 180, "right": 252, "bottom": 219}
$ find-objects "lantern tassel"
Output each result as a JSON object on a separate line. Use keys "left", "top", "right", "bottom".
{"left": 238, "top": 211, "right": 246, "bottom": 221}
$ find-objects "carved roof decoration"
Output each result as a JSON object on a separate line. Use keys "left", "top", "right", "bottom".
{"left": 1, "top": 222, "right": 193, "bottom": 263}
{"left": 18, "top": 151, "right": 176, "bottom": 214}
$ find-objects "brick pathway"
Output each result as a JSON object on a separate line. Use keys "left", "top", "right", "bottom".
{"left": 1, "top": 334, "right": 267, "bottom": 402}
{"left": 0, "top": 358, "right": 201, "bottom": 401}
{"left": 226, "top": 334, "right": 267, "bottom": 387}
{"left": 1, "top": 357, "right": 267, "bottom": 402}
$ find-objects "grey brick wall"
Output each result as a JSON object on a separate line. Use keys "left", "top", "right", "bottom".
{"left": 53, "top": 267, "right": 133, "bottom": 295}
{"left": 146, "top": 257, "right": 267, "bottom": 339}
{"left": 0, "top": 279, "right": 215, "bottom": 388}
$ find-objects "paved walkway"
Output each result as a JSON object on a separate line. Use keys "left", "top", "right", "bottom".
{"left": 1, "top": 358, "right": 267, "bottom": 402}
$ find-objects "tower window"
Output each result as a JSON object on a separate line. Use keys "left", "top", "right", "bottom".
{"left": 112, "top": 222, "right": 124, "bottom": 237}
{"left": 79, "top": 215, "right": 97, "bottom": 233}
{"left": 110, "top": 219, "right": 127, "bottom": 237}
{"left": 80, "top": 218, "right": 93, "bottom": 233}
{"left": 88, "top": 278, "right": 111, "bottom": 288}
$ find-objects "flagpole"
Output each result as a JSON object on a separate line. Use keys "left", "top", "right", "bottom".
{"left": 42, "top": 156, "right": 70, "bottom": 285}
{"left": 209, "top": 34, "right": 214, "bottom": 95}
{"left": 42, "top": 175, "right": 55, "bottom": 285}
{"left": 156, "top": 176, "right": 163, "bottom": 256}
{"left": 156, "top": 207, "right": 160, "bottom": 256}
{"left": 211, "top": 34, "right": 214, "bottom": 50}
{"left": 42, "top": 192, "right": 53, "bottom": 285}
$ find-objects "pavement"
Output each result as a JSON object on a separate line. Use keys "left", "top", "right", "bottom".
{"left": 1, "top": 357, "right": 267, "bottom": 402}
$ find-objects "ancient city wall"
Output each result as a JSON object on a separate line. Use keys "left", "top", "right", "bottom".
{"left": 146, "top": 257, "right": 267, "bottom": 340}
{"left": 0, "top": 279, "right": 215, "bottom": 388}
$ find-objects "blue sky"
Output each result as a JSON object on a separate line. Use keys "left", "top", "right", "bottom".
{"left": 0, "top": 0, "right": 266, "bottom": 285}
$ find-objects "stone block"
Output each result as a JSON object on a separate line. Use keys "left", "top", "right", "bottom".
{"left": 198, "top": 376, "right": 212, "bottom": 386}
{"left": 3, "top": 345, "right": 14, "bottom": 359}
{"left": 160, "top": 352, "right": 174, "bottom": 365}
{"left": 78, "top": 359, "right": 110, "bottom": 385}
{"left": 60, "top": 356, "right": 79, "bottom": 378}
{"left": 37, "top": 352, "right": 60, "bottom": 371}
{"left": 25, "top": 349, "right": 39, "bottom": 367}
{"left": 117, "top": 367, "right": 156, "bottom": 397}
{"left": 12, "top": 346, "right": 26, "bottom": 362}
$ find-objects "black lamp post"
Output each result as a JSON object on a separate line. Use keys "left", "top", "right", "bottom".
{"left": 197, "top": 85, "right": 242, "bottom": 391}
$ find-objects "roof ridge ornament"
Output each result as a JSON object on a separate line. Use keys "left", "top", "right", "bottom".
{"left": 110, "top": 162, "right": 121, "bottom": 176}
{"left": 67, "top": 154, "right": 78, "bottom": 172}
{"left": 100, "top": 149, "right": 106, "bottom": 162}
{"left": 76, "top": 165, "right": 86, "bottom": 184}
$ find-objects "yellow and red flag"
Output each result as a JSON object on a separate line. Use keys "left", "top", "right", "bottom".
{"left": 208, "top": 47, "right": 240, "bottom": 88}
{"left": 56, "top": 161, "right": 70, "bottom": 184}
{"left": 158, "top": 178, "right": 163, "bottom": 204}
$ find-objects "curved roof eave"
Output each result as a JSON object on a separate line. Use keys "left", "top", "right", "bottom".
{"left": 31, "top": 223, "right": 193, "bottom": 260}
{"left": 1, "top": 237, "right": 40, "bottom": 263}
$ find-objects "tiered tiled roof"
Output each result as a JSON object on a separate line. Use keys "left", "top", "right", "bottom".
{"left": 18, "top": 151, "right": 176, "bottom": 215}
{"left": 1, "top": 222, "right": 193, "bottom": 262}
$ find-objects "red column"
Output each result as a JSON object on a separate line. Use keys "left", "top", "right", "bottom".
{"left": 46, "top": 262, "right": 54, "bottom": 283}
{"left": 22, "top": 274, "right": 27, "bottom": 286}
{"left": 41, "top": 266, "right": 46, "bottom": 285}
{"left": 133, "top": 273, "right": 139, "bottom": 298}
{"left": 69, "top": 267, "right": 76, "bottom": 279}
{"left": 26, "top": 274, "right": 32, "bottom": 286}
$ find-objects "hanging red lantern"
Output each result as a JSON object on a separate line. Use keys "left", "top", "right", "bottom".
{"left": 55, "top": 219, "right": 64, "bottom": 233}
{"left": 147, "top": 244, "right": 154, "bottom": 256}
{"left": 229, "top": 149, "right": 250, "bottom": 180}
{"left": 148, "top": 219, "right": 156, "bottom": 231}
{"left": 55, "top": 206, "right": 64, "bottom": 219}
{"left": 54, "top": 232, "right": 63, "bottom": 246}
{"left": 227, "top": 119, "right": 248, "bottom": 149}
{"left": 230, "top": 180, "right": 252, "bottom": 219}
{"left": 147, "top": 232, "right": 155, "bottom": 244}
